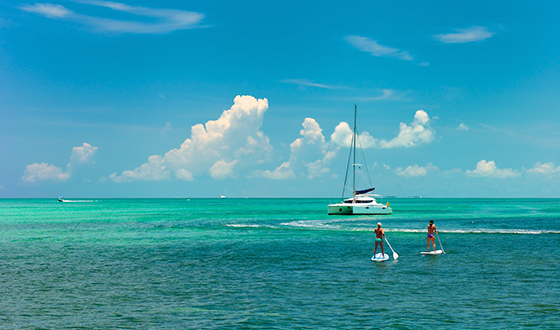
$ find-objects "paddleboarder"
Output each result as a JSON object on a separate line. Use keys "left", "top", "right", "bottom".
{"left": 374, "top": 222, "right": 385, "bottom": 257}
{"left": 427, "top": 220, "right": 437, "bottom": 252}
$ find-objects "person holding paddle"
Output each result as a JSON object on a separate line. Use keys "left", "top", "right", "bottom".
{"left": 427, "top": 220, "right": 437, "bottom": 252}
{"left": 373, "top": 222, "right": 385, "bottom": 257}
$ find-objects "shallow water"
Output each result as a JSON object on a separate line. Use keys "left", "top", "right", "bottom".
{"left": 1, "top": 198, "right": 559, "bottom": 328}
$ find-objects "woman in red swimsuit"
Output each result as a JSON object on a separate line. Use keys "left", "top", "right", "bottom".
{"left": 427, "top": 220, "right": 437, "bottom": 252}
{"left": 374, "top": 222, "right": 385, "bottom": 257}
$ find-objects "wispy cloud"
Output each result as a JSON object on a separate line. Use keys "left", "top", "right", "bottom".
{"left": 281, "top": 79, "right": 348, "bottom": 90}
{"left": 354, "top": 89, "right": 412, "bottom": 102}
{"left": 345, "top": 35, "right": 414, "bottom": 61}
{"left": 20, "top": 1, "right": 205, "bottom": 34}
{"left": 434, "top": 26, "right": 494, "bottom": 44}
{"left": 20, "top": 3, "right": 72, "bottom": 18}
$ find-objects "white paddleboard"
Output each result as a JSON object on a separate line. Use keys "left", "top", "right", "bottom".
{"left": 420, "top": 250, "right": 443, "bottom": 255}
{"left": 371, "top": 253, "right": 389, "bottom": 262}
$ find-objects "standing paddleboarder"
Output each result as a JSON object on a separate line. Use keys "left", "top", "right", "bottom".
{"left": 374, "top": 222, "right": 385, "bottom": 257}
{"left": 427, "top": 220, "right": 437, "bottom": 252}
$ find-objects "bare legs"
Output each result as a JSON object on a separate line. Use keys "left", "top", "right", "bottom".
{"left": 374, "top": 241, "right": 385, "bottom": 256}
{"left": 427, "top": 236, "right": 436, "bottom": 252}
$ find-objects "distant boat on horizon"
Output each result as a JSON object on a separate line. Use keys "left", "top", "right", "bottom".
{"left": 218, "top": 195, "right": 227, "bottom": 199}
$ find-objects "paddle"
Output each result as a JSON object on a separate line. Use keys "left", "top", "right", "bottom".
{"left": 384, "top": 236, "right": 399, "bottom": 260}
{"left": 436, "top": 232, "right": 445, "bottom": 254}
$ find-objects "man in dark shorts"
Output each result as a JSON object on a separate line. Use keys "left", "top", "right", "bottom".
{"left": 427, "top": 220, "right": 437, "bottom": 252}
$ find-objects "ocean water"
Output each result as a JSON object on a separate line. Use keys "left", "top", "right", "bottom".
{"left": 1, "top": 198, "right": 559, "bottom": 329}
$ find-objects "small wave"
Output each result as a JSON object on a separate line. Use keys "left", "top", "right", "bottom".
{"left": 228, "top": 221, "right": 560, "bottom": 235}
{"left": 225, "top": 224, "right": 276, "bottom": 229}
{"left": 389, "top": 228, "right": 560, "bottom": 235}
{"left": 280, "top": 220, "right": 342, "bottom": 230}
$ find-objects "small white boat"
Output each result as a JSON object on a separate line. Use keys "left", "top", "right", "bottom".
{"left": 218, "top": 195, "right": 227, "bottom": 199}
{"left": 328, "top": 105, "right": 392, "bottom": 215}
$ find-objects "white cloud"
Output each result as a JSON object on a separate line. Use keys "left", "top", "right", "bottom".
{"left": 331, "top": 109, "right": 434, "bottom": 149}
{"left": 112, "top": 99, "right": 438, "bottom": 183}
{"left": 70, "top": 142, "right": 98, "bottom": 164}
{"left": 259, "top": 118, "right": 336, "bottom": 179}
{"left": 21, "top": 142, "right": 97, "bottom": 183}
{"left": 527, "top": 162, "right": 560, "bottom": 174}
{"left": 466, "top": 160, "right": 520, "bottom": 178}
{"left": 354, "top": 89, "right": 412, "bottom": 102}
{"left": 345, "top": 35, "right": 414, "bottom": 61}
{"left": 331, "top": 121, "right": 378, "bottom": 148}
{"left": 378, "top": 110, "right": 435, "bottom": 148}
{"left": 161, "top": 121, "right": 172, "bottom": 136}
{"left": 261, "top": 109, "right": 436, "bottom": 180}
{"left": 434, "top": 26, "right": 494, "bottom": 44}
{"left": 396, "top": 165, "right": 427, "bottom": 177}
{"left": 109, "top": 155, "right": 170, "bottom": 183}
{"left": 20, "top": 3, "right": 73, "bottom": 18}
{"left": 281, "top": 79, "right": 346, "bottom": 90}
{"left": 20, "top": 1, "right": 205, "bottom": 34}
{"left": 258, "top": 161, "right": 295, "bottom": 180}
{"left": 458, "top": 123, "right": 469, "bottom": 131}
{"left": 22, "top": 163, "right": 70, "bottom": 183}
{"left": 395, "top": 163, "right": 439, "bottom": 177}
{"left": 210, "top": 159, "right": 238, "bottom": 179}
{"left": 111, "top": 95, "right": 272, "bottom": 182}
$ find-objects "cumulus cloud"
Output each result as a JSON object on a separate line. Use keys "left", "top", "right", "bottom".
{"left": 331, "top": 121, "right": 377, "bottom": 148}
{"left": 466, "top": 160, "right": 520, "bottom": 178}
{"left": 527, "top": 162, "right": 560, "bottom": 174}
{"left": 111, "top": 95, "right": 272, "bottom": 182}
{"left": 260, "top": 109, "right": 436, "bottom": 180}
{"left": 111, "top": 98, "right": 437, "bottom": 183}
{"left": 434, "top": 26, "right": 494, "bottom": 44}
{"left": 378, "top": 110, "right": 435, "bottom": 148}
{"left": 330, "top": 110, "right": 434, "bottom": 149}
{"left": 22, "top": 142, "right": 98, "bottom": 183}
{"left": 457, "top": 123, "right": 469, "bottom": 131}
{"left": 257, "top": 117, "right": 337, "bottom": 179}
{"left": 20, "top": 1, "right": 205, "bottom": 34}
{"left": 345, "top": 35, "right": 414, "bottom": 61}
{"left": 70, "top": 142, "right": 98, "bottom": 164}
{"left": 22, "top": 163, "right": 71, "bottom": 183}
{"left": 395, "top": 163, "right": 439, "bottom": 177}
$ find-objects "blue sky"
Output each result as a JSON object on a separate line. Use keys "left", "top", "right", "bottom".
{"left": 1, "top": 0, "right": 560, "bottom": 198}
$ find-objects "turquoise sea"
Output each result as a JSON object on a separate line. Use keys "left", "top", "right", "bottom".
{"left": 1, "top": 198, "right": 559, "bottom": 329}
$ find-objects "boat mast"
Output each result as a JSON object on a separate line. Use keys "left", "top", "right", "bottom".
{"left": 352, "top": 104, "right": 357, "bottom": 202}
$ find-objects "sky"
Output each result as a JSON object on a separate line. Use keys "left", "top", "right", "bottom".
{"left": 1, "top": 0, "right": 560, "bottom": 198}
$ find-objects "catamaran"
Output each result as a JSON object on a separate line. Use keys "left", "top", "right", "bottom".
{"left": 328, "top": 105, "right": 392, "bottom": 215}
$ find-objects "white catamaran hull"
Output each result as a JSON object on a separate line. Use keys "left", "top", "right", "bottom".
{"left": 328, "top": 202, "right": 392, "bottom": 215}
